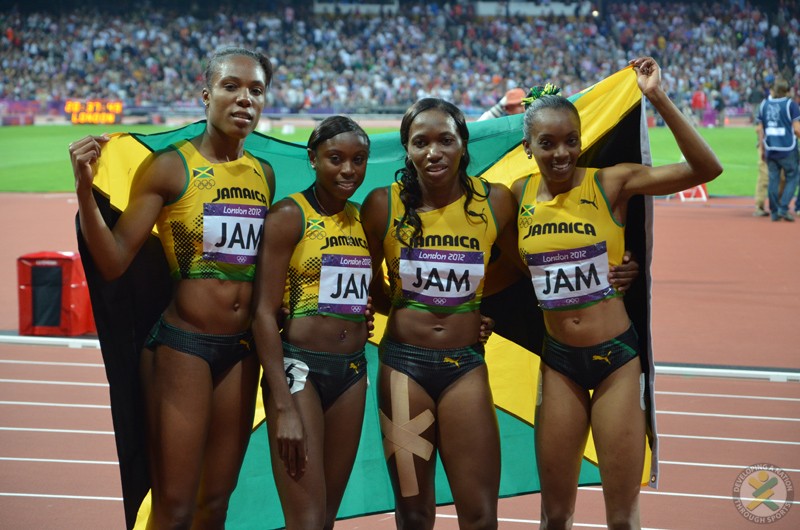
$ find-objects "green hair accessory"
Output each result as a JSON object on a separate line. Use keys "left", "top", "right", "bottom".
{"left": 521, "top": 83, "right": 562, "bottom": 108}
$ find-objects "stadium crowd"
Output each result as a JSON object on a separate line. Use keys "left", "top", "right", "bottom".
{"left": 1, "top": 0, "right": 798, "bottom": 117}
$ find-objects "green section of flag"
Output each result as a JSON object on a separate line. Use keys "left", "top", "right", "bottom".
{"left": 128, "top": 116, "right": 531, "bottom": 207}
{"left": 93, "top": 65, "right": 648, "bottom": 528}
{"left": 226, "top": 343, "right": 601, "bottom": 529}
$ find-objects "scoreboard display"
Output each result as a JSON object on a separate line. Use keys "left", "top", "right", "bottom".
{"left": 64, "top": 99, "right": 124, "bottom": 124}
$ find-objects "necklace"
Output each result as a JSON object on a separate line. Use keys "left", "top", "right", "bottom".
{"left": 312, "top": 185, "right": 331, "bottom": 217}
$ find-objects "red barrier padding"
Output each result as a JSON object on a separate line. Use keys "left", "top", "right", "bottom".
{"left": 17, "top": 251, "right": 96, "bottom": 336}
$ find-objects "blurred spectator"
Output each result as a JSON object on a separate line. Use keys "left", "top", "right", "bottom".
{"left": 477, "top": 87, "right": 525, "bottom": 121}
{"left": 756, "top": 76, "right": 800, "bottom": 221}
{"left": 691, "top": 86, "right": 708, "bottom": 124}
{"left": 0, "top": 1, "right": 797, "bottom": 117}
{"left": 753, "top": 148, "right": 785, "bottom": 217}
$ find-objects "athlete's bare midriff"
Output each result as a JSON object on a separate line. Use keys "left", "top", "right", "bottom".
{"left": 283, "top": 314, "right": 368, "bottom": 355}
{"left": 387, "top": 306, "right": 481, "bottom": 350}
{"left": 165, "top": 278, "right": 253, "bottom": 334}
{"left": 543, "top": 295, "right": 631, "bottom": 347}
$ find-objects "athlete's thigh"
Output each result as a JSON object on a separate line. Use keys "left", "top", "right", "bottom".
{"left": 436, "top": 365, "right": 500, "bottom": 516}
{"left": 535, "top": 364, "right": 590, "bottom": 507}
{"left": 322, "top": 377, "right": 368, "bottom": 519}
{"left": 377, "top": 363, "right": 438, "bottom": 509}
{"left": 265, "top": 381, "right": 328, "bottom": 523}
{"left": 139, "top": 344, "right": 214, "bottom": 496}
{"left": 590, "top": 359, "right": 646, "bottom": 508}
{"left": 200, "top": 354, "right": 260, "bottom": 498}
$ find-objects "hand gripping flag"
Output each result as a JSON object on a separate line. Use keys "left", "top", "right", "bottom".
{"left": 77, "top": 65, "right": 657, "bottom": 529}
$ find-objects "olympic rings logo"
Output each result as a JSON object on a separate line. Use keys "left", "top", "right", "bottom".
{"left": 433, "top": 297, "right": 447, "bottom": 305}
{"left": 194, "top": 178, "right": 216, "bottom": 190}
{"left": 394, "top": 228, "right": 413, "bottom": 241}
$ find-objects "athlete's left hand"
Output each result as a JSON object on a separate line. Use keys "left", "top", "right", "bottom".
{"left": 609, "top": 250, "right": 639, "bottom": 292}
{"left": 630, "top": 56, "right": 662, "bottom": 97}
{"left": 479, "top": 314, "right": 495, "bottom": 344}
{"left": 364, "top": 296, "right": 375, "bottom": 338}
{"left": 278, "top": 306, "right": 289, "bottom": 330}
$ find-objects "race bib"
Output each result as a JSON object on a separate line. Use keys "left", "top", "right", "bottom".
{"left": 318, "top": 253, "right": 372, "bottom": 315}
{"left": 399, "top": 247, "right": 484, "bottom": 307}
{"left": 202, "top": 203, "right": 267, "bottom": 265}
{"left": 283, "top": 358, "right": 309, "bottom": 394}
{"left": 526, "top": 242, "right": 614, "bottom": 310}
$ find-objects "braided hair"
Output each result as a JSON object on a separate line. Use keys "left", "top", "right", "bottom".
{"left": 395, "top": 98, "right": 487, "bottom": 247}
{"left": 521, "top": 84, "right": 581, "bottom": 145}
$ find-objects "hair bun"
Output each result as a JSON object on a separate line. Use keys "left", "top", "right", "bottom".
{"left": 522, "top": 83, "right": 562, "bottom": 108}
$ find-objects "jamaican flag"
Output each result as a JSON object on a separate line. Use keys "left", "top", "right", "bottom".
{"left": 78, "top": 65, "right": 657, "bottom": 529}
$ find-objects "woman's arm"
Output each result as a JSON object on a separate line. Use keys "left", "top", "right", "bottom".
{"left": 488, "top": 182, "right": 528, "bottom": 277}
{"left": 251, "top": 199, "right": 307, "bottom": 477}
{"left": 607, "top": 57, "right": 723, "bottom": 201}
{"left": 360, "top": 187, "right": 392, "bottom": 315}
{"left": 260, "top": 160, "right": 277, "bottom": 205}
{"left": 70, "top": 135, "right": 184, "bottom": 280}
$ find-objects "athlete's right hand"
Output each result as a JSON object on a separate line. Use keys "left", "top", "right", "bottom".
{"left": 479, "top": 314, "right": 495, "bottom": 344}
{"left": 276, "top": 408, "right": 308, "bottom": 478}
{"left": 69, "top": 135, "right": 109, "bottom": 194}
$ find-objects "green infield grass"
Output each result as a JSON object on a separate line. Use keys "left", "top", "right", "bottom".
{"left": 0, "top": 122, "right": 756, "bottom": 196}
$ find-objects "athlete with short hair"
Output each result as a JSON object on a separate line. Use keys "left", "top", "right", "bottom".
{"left": 514, "top": 57, "right": 721, "bottom": 529}
{"left": 70, "top": 47, "right": 275, "bottom": 528}
{"left": 252, "top": 115, "right": 373, "bottom": 529}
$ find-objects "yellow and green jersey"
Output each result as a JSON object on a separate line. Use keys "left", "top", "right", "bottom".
{"left": 155, "top": 139, "right": 271, "bottom": 282}
{"left": 283, "top": 190, "right": 371, "bottom": 321}
{"left": 517, "top": 168, "right": 624, "bottom": 310}
{"left": 383, "top": 177, "right": 497, "bottom": 313}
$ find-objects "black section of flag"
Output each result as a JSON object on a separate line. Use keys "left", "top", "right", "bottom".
{"left": 76, "top": 189, "right": 171, "bottom": 529}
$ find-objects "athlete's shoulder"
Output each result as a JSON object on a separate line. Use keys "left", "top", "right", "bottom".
{"left": 270, "top": 195, "right": 303, "bottom": 215}
{"left": 362, "top": 185, "right": 390, "bottom": 208}
{"left": 133, "top": 145, "right": 186, "bottom": 200}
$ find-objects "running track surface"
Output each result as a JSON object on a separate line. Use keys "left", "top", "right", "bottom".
{"left": 1, "top": 193, "right": 798, "bottom": 529}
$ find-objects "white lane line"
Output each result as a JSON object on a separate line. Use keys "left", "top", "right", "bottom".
{"left": 659, "top": 460, "right": 800, "bottom": 473}
{"left": 659, "top": 433, "right": 800, "bottom": 445}
{"left": 0, "top": 492, "right": 121, "bottom": 501}
{"left": 436, "top": 514, "right": 668, "bottom": 529}
{"left": 10, "top": 457, "right": 794, "bottom": 474}
{"left": 0, "top": 456, "right": 117, "bottom": 465}
{"left": 0, "top": 378, "right": 108, "bottom": 387}
{"left": 0, "top": 427, "right": 114, "bottom": 435}
{"left": 657, "top": 410, "right": 800, "bottom": 422}
{"left": 0, "top": 359, "right": 104, "bottom": 368}
{"left": 0, "top": 336, "right": 100, "bottom": 349}
{"left": 655, "top": 365, "right": 800, "bottom": 382}
{"left": 582, "top": 486, "right": 800, "bottom": 505}
{"left": 0, "top": 401, "right": 109, "bottom": 409}
{"left": 656, "top": 391, "right": 800, "bottom": 402}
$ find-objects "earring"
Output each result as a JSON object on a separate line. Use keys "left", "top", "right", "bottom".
{"left": 526, "top": 153, "right": 532, "bottom": 159}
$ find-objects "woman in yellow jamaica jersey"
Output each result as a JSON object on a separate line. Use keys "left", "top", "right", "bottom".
{"left": 514, "top": 56, "right": 722, "bottom": 530}
{"left": 70, "top": 47, "right": 275, "bottom": 528}
{"left": 361, "top": 98, "right": 522, "bottom": 530}
{"left": 252, "top": 115, "right": 373, "bottom": 529}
